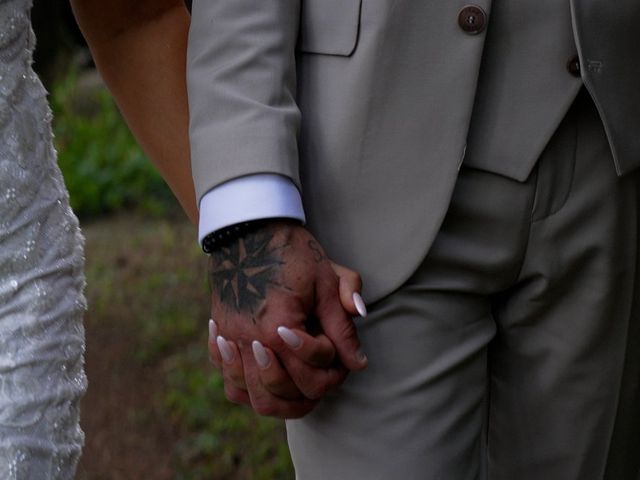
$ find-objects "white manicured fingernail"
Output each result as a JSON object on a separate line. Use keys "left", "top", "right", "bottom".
{"left": 252, "top": 340, "right": 271, "bottom": 369}
{"left": 217, "top": 336, "right": 234, "bottom": 364}
{"left": 208, "top": 319, "right": 217, "bottom": 340}
{"left": 277, "top": 326, "right": 302, "bottom": 349}
{"left": 353, "top": 292, "right": 368, "bottom": 317}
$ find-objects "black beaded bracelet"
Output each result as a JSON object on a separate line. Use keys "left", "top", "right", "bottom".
{"left": 201, "top": 219, "right": 273, "bottom": 254}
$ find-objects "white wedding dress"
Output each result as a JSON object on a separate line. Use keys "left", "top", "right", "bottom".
{"left": 0, "top": 0, "right": 87, "bottom": 477}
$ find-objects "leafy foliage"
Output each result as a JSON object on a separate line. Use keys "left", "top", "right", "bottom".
{"left": 50, "top": 71, "right": 175, "bottom": 218}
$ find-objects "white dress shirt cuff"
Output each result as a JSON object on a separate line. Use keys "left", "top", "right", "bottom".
{"left": 198, "top": 174, "right": 306, "bottom": 245}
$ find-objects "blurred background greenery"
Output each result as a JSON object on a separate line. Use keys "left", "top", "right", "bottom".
{"left": 51, "top": 70, "right": 176, "bottom": 218}
{"left": 33, "top": 2, "right": 293, "bottom": 478}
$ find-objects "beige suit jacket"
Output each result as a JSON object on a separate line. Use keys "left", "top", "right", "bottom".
{"left": 188, "top": 0, "right": 640, "bottom": 301}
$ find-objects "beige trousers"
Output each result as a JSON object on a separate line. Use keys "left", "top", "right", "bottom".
{"left": 286, "top": 90, "right": 640, "bottom": 480}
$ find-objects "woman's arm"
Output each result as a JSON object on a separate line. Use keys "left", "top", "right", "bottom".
{"left": 70, "top": 0, "right": 197, "bottom": 223}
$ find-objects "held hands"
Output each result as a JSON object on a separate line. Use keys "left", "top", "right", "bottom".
{"left": 207, "top": 220, "right": 368, "bottom": 418}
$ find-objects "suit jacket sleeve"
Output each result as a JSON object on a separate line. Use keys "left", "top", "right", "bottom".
{"left": 187, "top": 0, "right": 302, "bottom": 204}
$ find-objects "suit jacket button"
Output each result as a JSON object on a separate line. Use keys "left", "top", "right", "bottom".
{"left": 567, "top": 55, "right": 581, "bottom": 77}
{"left": 458, "top": 5, "right": 487, "bottom": 35}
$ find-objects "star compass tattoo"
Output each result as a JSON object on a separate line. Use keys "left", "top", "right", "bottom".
{"left": 209, "top": 229, "right": 286, "bottom": 316}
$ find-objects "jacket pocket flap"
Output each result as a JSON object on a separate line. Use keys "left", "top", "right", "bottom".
{"left": 299, "top": 0, "right": 362, "bottom": 56}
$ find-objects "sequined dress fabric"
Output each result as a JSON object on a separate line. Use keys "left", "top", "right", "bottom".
{"left": 0, "top": 0, "right": 87, "bottom": 478}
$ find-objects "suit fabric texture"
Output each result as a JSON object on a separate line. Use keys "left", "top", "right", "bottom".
{"left": 187, "top": 0, "right": 640, "bottom": 478}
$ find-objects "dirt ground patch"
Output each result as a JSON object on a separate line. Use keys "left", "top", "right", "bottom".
{"left": 75, "top": 213, "right": 201, "bottom": 479}
{"left": 76, "top": 310, "right": 176, "bottom": 479}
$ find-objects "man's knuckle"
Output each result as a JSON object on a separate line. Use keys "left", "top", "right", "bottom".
{"left": 302, "top": 379, "right": 328, "bottom": 400}
{"left": 253, "top": 401, "right": 277, "bottom": 417}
